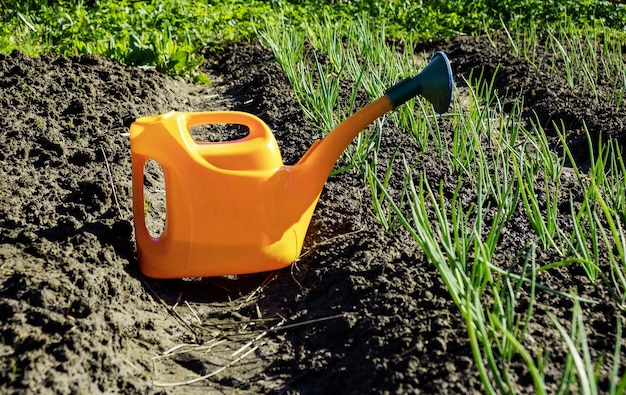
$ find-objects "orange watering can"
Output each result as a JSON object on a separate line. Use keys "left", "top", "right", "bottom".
{"left": 130, "top": 51, "right": 453, "bottom": 278}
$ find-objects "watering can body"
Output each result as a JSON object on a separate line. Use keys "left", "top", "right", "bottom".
{"left": 130, "top": 111, "right": 321, "bottom": 278}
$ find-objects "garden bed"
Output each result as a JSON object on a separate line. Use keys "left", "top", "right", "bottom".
{"left": 1, "top": 34, "right": 624, "bottom": 393}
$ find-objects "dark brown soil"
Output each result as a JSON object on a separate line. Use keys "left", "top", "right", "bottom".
{"left": 1, "top": 34, "right": 625, "bottom": 394}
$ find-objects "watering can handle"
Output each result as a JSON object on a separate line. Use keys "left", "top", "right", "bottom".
{"left": 183, "top": 111, "right": 273, "bottom": 141}
{"left": 181, "top": 111, "right": 284, "bottom": 170}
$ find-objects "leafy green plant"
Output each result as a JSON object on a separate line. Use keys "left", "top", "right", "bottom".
{"left": 4, "top": 0, "right": 624, "bottom": 80}
{"left": 1, "top": 0, "right": 275, "bottom": 80}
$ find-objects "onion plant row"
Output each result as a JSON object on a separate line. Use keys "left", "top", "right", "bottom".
{"left": 259, "top": 17, "right": 626, "bottom": 394}
{"left": 500, "top": 19, "right": 626, "bottom": 106}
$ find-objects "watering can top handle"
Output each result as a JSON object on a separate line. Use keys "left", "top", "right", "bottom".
{"left": 182, "top": 111, "right": 273, "bottom": 141}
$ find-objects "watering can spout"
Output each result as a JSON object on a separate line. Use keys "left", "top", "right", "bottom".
{"left": 295, "top": 96, "right": 394, "bottom": 181}
{"left": 385, "top": 50, "right": 453, "bottom": 113}
{"left": 296, "top": 50, "right": 453, "bottom": 183}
